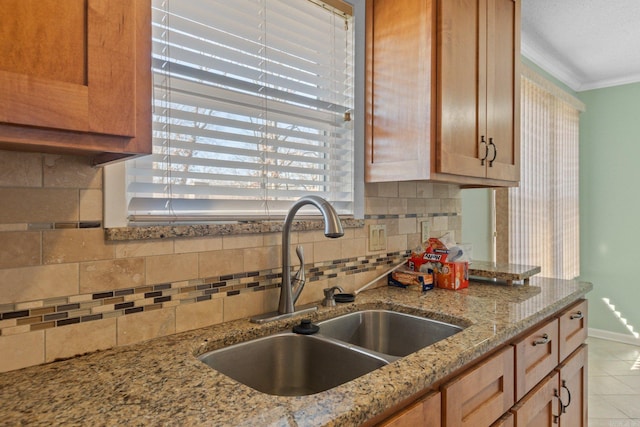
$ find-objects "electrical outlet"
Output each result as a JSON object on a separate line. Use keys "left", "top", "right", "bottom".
{"left": 369, "top": 224, "right": 387, "bottom": 251}
{"left": 421, "top": 221, "right": 430, "bottom": 243}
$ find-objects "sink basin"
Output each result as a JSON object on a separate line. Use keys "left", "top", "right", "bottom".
{"left": 198, "top": 333, "right": 387, "bottom": 396}
{"left": 198, "top": 309, "right": 465, "bottom": 396}
{"left": 316, "top": 309, "right": 463, "bottom": 357}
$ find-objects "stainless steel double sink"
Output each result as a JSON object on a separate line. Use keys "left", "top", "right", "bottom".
{"left": 198, "top": 309, "right": 464, "bottom": 396}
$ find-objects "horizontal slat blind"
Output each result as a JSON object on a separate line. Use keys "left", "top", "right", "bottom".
{"left": 127, "top": 0, "right": 354, "bottom": 221}
{"left": 508, "top": 72, "right": 581, "bottom": 279}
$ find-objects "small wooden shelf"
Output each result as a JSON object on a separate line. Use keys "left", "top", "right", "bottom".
{"left": 469, "top": 261, "right": 541, "bottom": 285}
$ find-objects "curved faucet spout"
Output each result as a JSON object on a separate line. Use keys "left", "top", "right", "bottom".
{"left": 279, "top": 195, "right": 344, "bottom": 315}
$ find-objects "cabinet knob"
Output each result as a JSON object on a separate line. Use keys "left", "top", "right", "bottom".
{"left": 570, "top": 311, "right": 583, "bottom": 320}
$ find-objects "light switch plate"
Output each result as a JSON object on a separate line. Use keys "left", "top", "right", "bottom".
{"left": 421, "top": 221, "right": 430, "bottom": 244}
{"left": 369, "top": 224, "right": 387, "bottom": 251}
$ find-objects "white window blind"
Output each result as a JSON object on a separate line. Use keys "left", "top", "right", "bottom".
{"left": 505, "top": 67, "right": 584, "bottom": 279}
{"left": 127, "top": 0, "right": 355, "bottom": 222}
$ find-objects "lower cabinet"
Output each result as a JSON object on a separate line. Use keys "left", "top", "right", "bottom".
{"left": 559, "top": 301, "right": 588, "bottom": 362}
{"left": 557, "top": 345, "right": 588, "bottom": 427}
{"left": 442, "top": 346, "right": 515, "bottom": 426}
{"left": 511, "top": 371, "right": 560, "bottom": 426}
{"left": 376, "top": 299, "right": 588, "bottom": 427}
{"left": 380, "top": 391, "right": 441, "bottom": 427}
{"left": 513, "top": 318, "right": 559, "bottom": 401}
{"left": 492, "top": 412, "right": 514, "bottom": 427}
{"left": 511, "top": 345, "right": 587, "bottom": 426}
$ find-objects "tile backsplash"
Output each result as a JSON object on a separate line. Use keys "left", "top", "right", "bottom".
{"left": 0, "top": 150, "right": 462, "bottom": 372}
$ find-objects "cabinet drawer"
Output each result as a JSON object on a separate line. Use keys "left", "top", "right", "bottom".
{"left": 442, "top": 346, "right": 515, "bottom": 427}
{"left": 511, "top": 371, "right": 560, "bottom": 427}
{"left": 491, "top": 412, "right": 514, "bottom": 427}
{"left": 514, "top": 318, "right": 559, "bottom": 401}
{"left": 380, "top": 391, "right": 441, "bottom": 427}
{"left": 558, "top": 300, "right": 588, "bottom": 362}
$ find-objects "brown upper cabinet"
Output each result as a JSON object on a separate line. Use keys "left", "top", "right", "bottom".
{"left": 0, "top": 0, "right": 151, "bottom": 165}
{"left": 366, "top": 0, "right": 520, "bottom": 186}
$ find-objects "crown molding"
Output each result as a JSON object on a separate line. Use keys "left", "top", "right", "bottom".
{"left": 520, "top": 39, "right": 582, "bottom": 92}
{"left": 522, "top": 38, "right": 640, "bottom": 92}
{"left": 578, "top": 73, "right": 640, "bottom": 91}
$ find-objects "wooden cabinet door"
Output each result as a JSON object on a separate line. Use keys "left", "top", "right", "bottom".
{"left": 380, "top": 391, "right": 441, "bottom": 427}
{"left": 1, "top": 0, "right": 135, "bottom": 135}
{"left": 558, "top": 300, "right": 588, "bottom": 362}
{"left": 0, "top": 0, "right": 151, "bottom": 161}
{"left": 437, "top": 0, "right": 519, "bottom": 183}
{"left": 514, "top": 318, "right": 559, "bottom": 401}
{"left": 512, "top": 371, "right": 560, "bottom": 427}
{"left": 437, "top": 0, "right": 487, "bottom": 179}
{"left": 366, "top": 0, "right": 520, "bottom": 186}
{"left": 558, "top": 345, "right": 587, "bottom": 427}
{"left": 442, "top": 346, "right": 515, "bottom": 427}
{"left": 484, "top": 0, "right": 520, "bottom": 182}
{"left": 365, "top": 0, "right": 436, "bottom": 183}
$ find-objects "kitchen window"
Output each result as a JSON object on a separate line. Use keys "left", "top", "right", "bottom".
{"left": 105, "top": 0, "right": 362, "bottom": 226}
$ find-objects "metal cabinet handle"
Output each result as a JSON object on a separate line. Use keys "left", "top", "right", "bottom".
{"left": 553, "top": 388, "right": 565, "bottom": 424}
{"left": 488, "top": 137, "right": 497, "bottom": 167}
{"left": 570, "top": 311, "right": 583, "bottom": 320}
{"left": 480, "top": 135, "right": 488, "bottom": 165}
{"left": 533, "top": 333, "right": 550, "bottom": 346}
{"left": 561, "top": 380, "right": 572, "bottom": 413}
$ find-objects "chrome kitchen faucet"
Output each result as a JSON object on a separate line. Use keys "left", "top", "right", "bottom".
{"left": 251, "top": 195, "right": 344, "bottom": 323}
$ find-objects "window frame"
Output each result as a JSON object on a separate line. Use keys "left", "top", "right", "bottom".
{"left": 104, "top": 0, "right": 364, "bottom": 229}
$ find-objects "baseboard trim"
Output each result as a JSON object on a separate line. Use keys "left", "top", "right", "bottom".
{"left": 588, "top": 328, "right": 640, "bottom": 346}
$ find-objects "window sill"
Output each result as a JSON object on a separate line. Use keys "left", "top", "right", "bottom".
{"left": 104, "top": 218, "right": 365, "bottom": 241}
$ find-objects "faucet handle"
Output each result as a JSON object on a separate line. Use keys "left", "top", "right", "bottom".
{"left": 295, "top": 245, "right": 304, "bottom": 265}
{"left": 293, "top": 245, "right": 305, "bottom": 282}
{"left": 291, "top": 245, "right": 307, "bottom": 302}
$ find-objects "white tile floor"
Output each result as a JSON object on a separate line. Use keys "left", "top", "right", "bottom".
{"left": 588, "top": 337, "right": 640, "bottom": 426}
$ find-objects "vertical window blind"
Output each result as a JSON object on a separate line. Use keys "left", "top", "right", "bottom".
{"left": 127, "top": 0, "right": 355, "bottom": 222}
{"left": 505, "top": 67, "right": 584, "bottom": 279}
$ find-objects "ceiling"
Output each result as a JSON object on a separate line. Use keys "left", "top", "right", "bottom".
{"left": 520, "top": 0, "right": 640, "bottom": 92}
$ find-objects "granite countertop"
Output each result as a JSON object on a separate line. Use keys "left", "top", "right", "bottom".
{"left": 468, "top": 260, "right": 542, "bottom": 280}
{"left": 0, "top": 277, "right": 592, "bottom": 426}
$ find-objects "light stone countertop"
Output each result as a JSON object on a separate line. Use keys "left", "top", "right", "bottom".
{"left": 0, "top": 277, "right": 592, "bottom": 426}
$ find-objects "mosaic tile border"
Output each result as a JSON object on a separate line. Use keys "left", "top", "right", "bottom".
{"left": 0, "top": 251, "right": 410, "bottom": 337}
{"left": 29, "top": 221, "right": 102, "bottom": 230}
{"left": 0, "top": 222, "right": 103, "bottom": 232}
